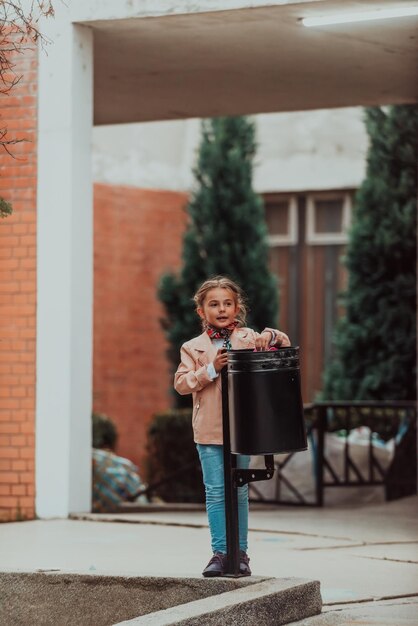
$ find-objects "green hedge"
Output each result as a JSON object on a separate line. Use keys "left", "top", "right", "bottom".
{"left": 145, "top": 409, "right": 205, "bottom": 503}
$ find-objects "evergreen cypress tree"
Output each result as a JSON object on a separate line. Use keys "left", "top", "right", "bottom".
{"left": 159, "top": 116, "right": 278, "bottom": 394}
{"left": 322, "top": 105, "right": 417, "bottom": 401}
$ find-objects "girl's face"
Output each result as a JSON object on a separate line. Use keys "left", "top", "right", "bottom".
{"left": 198, "top": 287, "right": 239, "bottom": 329}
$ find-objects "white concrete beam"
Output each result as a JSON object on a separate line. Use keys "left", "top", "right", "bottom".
{"left": 88, "top": 1, "right": 418, "bottom": 125}
{"left": 70, "top": 0, "right": 321, "bottom": 23}
{"left": 36, "top": 15, "right": 93, "bottom": 517}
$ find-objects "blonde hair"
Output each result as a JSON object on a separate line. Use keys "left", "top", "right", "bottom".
{"left": 193, "top": 276, "right": 247, "bottom": 328}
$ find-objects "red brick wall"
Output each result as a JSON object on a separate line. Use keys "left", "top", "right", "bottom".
{"left": 0, "top": 41, "right": 37, "bottom": 521}
{"left": 93, "top": 184, "right": 188, "bottom": 471}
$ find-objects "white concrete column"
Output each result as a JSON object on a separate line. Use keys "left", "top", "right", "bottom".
{"left": 36, "top": 16, "right": 93, "bottom": 516}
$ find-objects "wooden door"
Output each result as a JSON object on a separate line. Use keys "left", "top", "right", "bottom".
{"left": 264, "top": 191, "right": 352, "bottom": 402}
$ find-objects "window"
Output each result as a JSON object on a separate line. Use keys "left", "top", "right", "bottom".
{"left": 264, "top": 195, "right": 298, "bottom": 246}
{"left": 306, "top": 193, "right": 351, "bottom": 244}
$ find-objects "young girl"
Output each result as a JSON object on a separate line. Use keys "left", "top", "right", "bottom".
{"left": 174, "top": 276, "right": 290, "bottom": 577}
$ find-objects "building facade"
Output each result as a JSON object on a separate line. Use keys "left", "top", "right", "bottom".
{"left": 0, "top": 0, "right": 415, "bottom": 520}
{"left": 91, "top": 111, "right": 367, "bottom": 469}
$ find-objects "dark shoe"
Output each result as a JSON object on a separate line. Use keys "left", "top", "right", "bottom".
{"left": 202, "top": 551, "right": 226, "bottom": 577}
{"left": 240, "top": 550, "right": 251, "bottom": 576}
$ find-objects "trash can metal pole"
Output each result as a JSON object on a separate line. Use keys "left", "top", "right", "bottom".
{"left": 221, "top": 365, "right": 241, "bottom": 577}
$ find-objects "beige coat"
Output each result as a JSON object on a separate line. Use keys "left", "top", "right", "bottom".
{"left": 174, "top": 327, "right": 278, "bottom": 444}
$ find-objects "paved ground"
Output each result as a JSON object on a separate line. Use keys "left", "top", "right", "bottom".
{"left": 1, "top": 495, "right": 417, "bottom": 624}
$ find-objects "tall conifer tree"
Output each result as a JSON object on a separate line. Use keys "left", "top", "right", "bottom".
{"left": 159, "top": 117, "right": 278, "bottom": 388}
{"left": 323, "top": 105, "right": 417, "bottom": 401}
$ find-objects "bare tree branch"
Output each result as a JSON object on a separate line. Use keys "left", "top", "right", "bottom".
{"left": 0, "top": 1, "right": 54, "bottom": 216}
{"left": 0, "top": 1, "right": 54, "bottom": 150}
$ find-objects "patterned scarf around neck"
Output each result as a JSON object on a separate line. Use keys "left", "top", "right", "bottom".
{"left": 206, "top": 321, "right": 238, "bottom": 351}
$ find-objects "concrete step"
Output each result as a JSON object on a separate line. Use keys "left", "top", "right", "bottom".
{"left": 1, "top": 571, "right": 321, "bottom": 625}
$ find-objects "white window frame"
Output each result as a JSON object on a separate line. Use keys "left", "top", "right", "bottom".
{"left": 266, "top": 195, "right": 298, "bottom": 246}
{"left": 306, "top": 192, "right": 352, "bottom": 245}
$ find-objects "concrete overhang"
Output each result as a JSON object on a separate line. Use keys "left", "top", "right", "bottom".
{"left": 83, "top": 0, "right": 418, "bottom": 124}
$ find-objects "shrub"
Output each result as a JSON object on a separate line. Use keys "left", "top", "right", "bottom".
{"left": 322, "top": 105, "right": 417, "bottom": 401}
{"left": 145, "top": 409, "right": 205, "bottom": 503}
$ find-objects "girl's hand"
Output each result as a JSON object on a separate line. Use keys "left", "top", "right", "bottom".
{"left": 255, "top": 331, "right": 273, "bottom": 351}
{"left": 213, "top": 348, "right": 228, "bottom": 373}
{"left": 255, "top": 330, "right": 291, "bottom": 351}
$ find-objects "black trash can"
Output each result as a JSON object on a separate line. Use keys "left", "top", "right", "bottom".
{"left": 227, "top": 347, "right": 307, "bottom": 455}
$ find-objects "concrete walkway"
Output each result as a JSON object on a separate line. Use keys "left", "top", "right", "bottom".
{"left": 1, "top": 496, "right": 417, "bottom": 624}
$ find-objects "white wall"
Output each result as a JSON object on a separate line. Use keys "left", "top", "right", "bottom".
{"left": 93, "top": 107, "right": 368, "bottom": 193}
{"left": 253, "top": 108, "right": 368, "bottom": 191}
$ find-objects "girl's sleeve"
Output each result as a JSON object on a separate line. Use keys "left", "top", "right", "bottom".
{"left": 174, "top": 343, "right": 214, "bottom": 395}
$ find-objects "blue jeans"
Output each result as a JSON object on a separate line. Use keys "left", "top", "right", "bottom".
{"left": 196, "top": 444, "right": 250, "bottom": 554}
